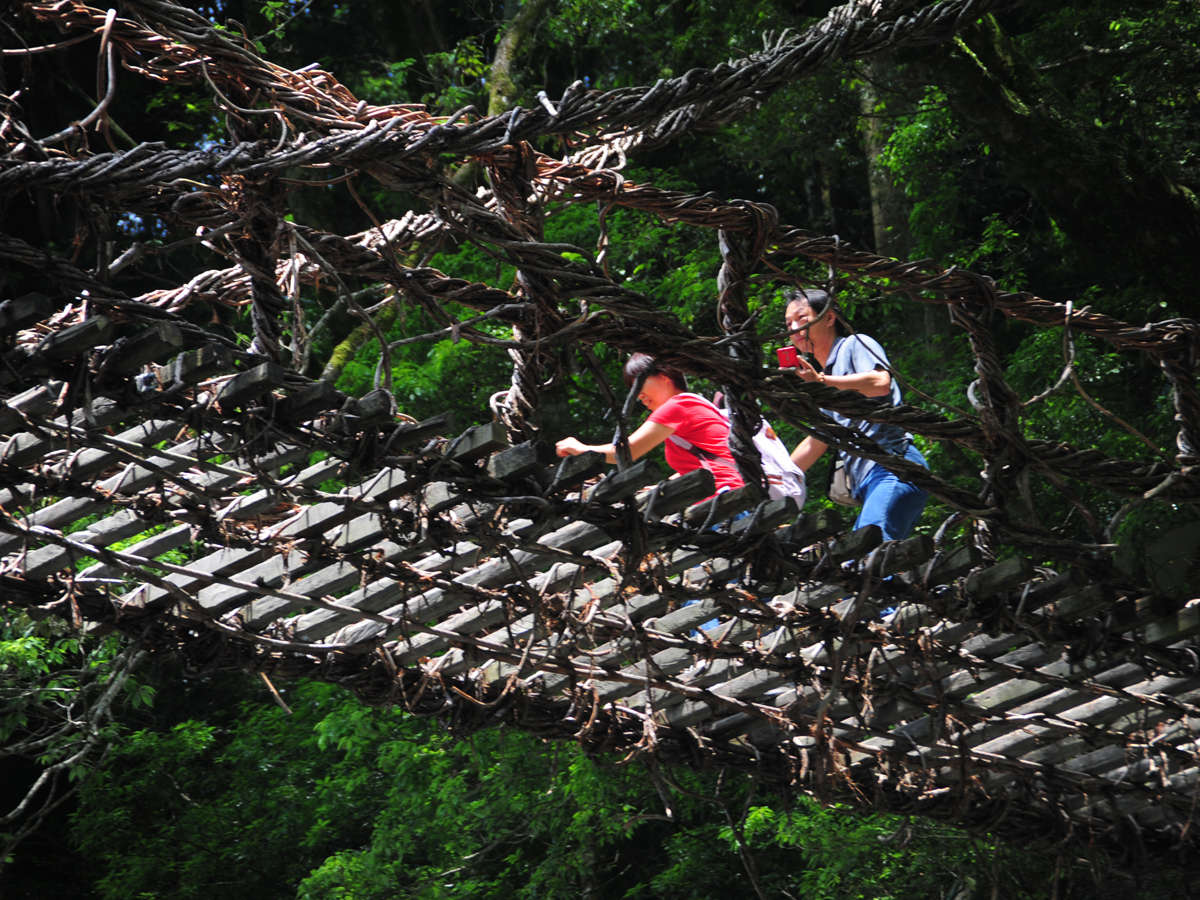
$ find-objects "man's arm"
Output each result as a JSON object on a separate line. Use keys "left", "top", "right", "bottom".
{"left": 823, "top": 368, "right": 891, "bottom": 397}
{"left": 789, "top": 355, "right": 891, "bottom": 397}
{"left": 790, "top": 435, "right": 828, "bottom": 470}
{"left": 556, "top": 421, "right": 673, "bottom": 464}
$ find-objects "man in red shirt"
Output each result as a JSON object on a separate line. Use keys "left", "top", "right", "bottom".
{"left": 555, "top": 353, "right": 744, "bottom": 498}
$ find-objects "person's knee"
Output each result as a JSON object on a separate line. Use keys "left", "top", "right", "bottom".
{"left": 856, "top": 478, "right": 925, "bottom": 542}
{"left": 852, "top": 448, "right": 929, "bottom": 541}
{"left": 887, "top": 482, "right": 927, "bottom": 540}
{"left": 853, "top": 483, "right": 888, "bottom": 531}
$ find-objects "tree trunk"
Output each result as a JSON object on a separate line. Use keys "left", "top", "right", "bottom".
{"left": 453, "top": 0, "right": 552, "bottom": 188}
{"left": 858, "top": 58, "right": 912, "bottom": 261}
{"left": 858, "top": 58, "right": 946, "bottom": 337}
{"left": 487, "top": 0, "right": 553, "bottom": 116}
{"left": 320, "top": 299, "right": 399, "bottom": 385}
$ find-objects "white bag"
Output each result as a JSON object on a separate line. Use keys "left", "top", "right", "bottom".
{"left": 668, "top": 394, "right": 807, "bottom": 504}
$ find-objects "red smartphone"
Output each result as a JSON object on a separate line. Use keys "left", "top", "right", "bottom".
{"left": 776, "top": 345, "right": 799, "bottom": 368}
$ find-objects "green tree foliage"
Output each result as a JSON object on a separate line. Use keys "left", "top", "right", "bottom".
{"left": 68, "top": 678, "right": 1069, "bottom": 899}
{"left": 72, "top": 681, "right": 368, "bottom": 898}
{"left": 6, "top": 0, "right": 1200, "bottom": 895}
{"left": 1, "top": 616, "right": 149, "bottom": 884}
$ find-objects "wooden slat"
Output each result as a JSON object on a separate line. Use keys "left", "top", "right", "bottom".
{"left": 0, "top": 422, "right": 199, "bottom": 554}
{"left": 215, "top": 457, "right": 343, "bottom": 520}
{"left": 549, "top": 451, "right": 607, "bottom": 491}
{"left": 117, "top": 455, "right": 344, "bottom": 608}
{"left": 19, "top": 509, "right": 147, "bottom": 579}
{"left": 0, "top": 383, "right": 66, "bottom": 431}
{"left": 303, "top": 519, "right": 614, "bottom": 646}
{"left": 495, "top": 495, "right": 802, "bottom": 692}
{"left": 514, "top": 551, "right": 744, "bottom": 693}
{"left": 194, "top": 550, "right": 316, "bottom": 616}
{"left": 102, "top": 322, "right": 184, "bottom": 374}
{"left": 2, "top": 404, "right": 169, "bottom": 477}
{"left": 77, "top": 524, "right": 193, "bottom": 583}
{"left": 36, "top": 315, "right": 115, "bottom": 359}
{"left": 386, "top": 520, "right": 619, "bottom": 663}
{"left": 445, "top": 420, "right": 508, "bottom": 461}
{"left": 7, "top": 437, "right": 317, "bottom": 581}
{"left": 121, "top": 546, "right": 268, "bottom": 610}
{"left": 486, "top": 440, "right": 552, "bottom": 481}
{"left": 965, "top": 555, "right": 1034, "bottom": 598}
{"left": 939, "top": 605, "right": 1200, "bottom": 746}
{"left": 215, "top": 362, "right": 284, "bottom": 408}
{"left": 386, "top": 412, "right": 454, "bottom": 450}
{"left": 587, "top": 458, "right": 659, "bottom": 504}
{"left": 165, "top": 345, "right": 234, "bottom": 387}
{"left": 275, "top": 380, "right": 342, "bottom": 421}
{"left": 433, "top": 470, "right": 725, "bottom": 680}
{"left": 270, "top": 541, "right": 482, "bottom": 636}
{"left": 720, "top": 584, "right": 1118, "bottom": 752}
{"left": 0, "top": 292, "right": 54, "bottom": 335}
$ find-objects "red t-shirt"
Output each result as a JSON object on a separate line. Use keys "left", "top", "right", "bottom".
{"left": 648, "top": 393, "right": 745, "bottom": 495}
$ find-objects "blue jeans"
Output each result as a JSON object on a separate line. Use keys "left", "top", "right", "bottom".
{"left": 853, "top": 444, "right": 929, "bottom": 542}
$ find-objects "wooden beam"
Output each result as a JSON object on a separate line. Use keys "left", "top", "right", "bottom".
{"left": 0, "top": 292, "right": 54, "bottom": 335}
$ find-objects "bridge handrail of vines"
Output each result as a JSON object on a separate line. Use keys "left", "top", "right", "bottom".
{"left": 3, "top": 0, "right": 1200, "bottom": 867}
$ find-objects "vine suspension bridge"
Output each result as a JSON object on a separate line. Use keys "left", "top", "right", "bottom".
{"left": 3, "top": 0, "right": 1200, "bottom": 865}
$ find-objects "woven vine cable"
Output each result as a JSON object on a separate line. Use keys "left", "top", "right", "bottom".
{"left": 717, "top": 220, "right": 772, "bottom": 495}
{"left": 5, "top": 0, "right": 1200, "bottom": 861}
{"left": 8, "top": 0, "right": 1022, "bottom": 179}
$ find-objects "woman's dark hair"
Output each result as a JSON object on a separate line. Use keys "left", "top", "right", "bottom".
{"left": 623, "top": 352, "right": 687, "bottom": 391}
{"left": 785, "top": 288, "right": 850, "bottom": 336}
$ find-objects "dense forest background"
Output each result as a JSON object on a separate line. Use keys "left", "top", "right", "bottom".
{"left": 3, "top": 0, "right": 1200, "bottom": 896}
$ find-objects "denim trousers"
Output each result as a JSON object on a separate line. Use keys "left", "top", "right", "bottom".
{"left": 852, "top": 444, "right": 929, "bottom": 542}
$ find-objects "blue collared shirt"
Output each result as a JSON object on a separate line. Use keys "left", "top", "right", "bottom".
{"left": 821, "top": 334, "right": 911, "bottom": 494}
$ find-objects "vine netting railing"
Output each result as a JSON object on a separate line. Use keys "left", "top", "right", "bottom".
{"left": 3, "top": 0, "right": 1200, "bottom": 865}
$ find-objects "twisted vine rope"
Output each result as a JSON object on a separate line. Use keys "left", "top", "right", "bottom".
{"left": 4, "top": 0, "right": 1200, "bottom": 865}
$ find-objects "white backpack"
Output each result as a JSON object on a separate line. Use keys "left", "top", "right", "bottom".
{"left": 666, "top": 393, "right": 807, "bottom": 504}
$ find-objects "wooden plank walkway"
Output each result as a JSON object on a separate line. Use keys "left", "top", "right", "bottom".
{"left": 3, "top": 313, "right": 1200, "bottom": 861}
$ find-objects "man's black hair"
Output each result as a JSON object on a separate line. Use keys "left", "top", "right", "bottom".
{"left": 623, "top": 352, "right": 687, "bottom": 391}
{"left": 784, "top": 288, "right": 850, "bottom": 336}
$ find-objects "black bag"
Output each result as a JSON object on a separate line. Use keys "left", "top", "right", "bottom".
{"left": 828, "top": 438, "right": 912, "bottom": 507}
